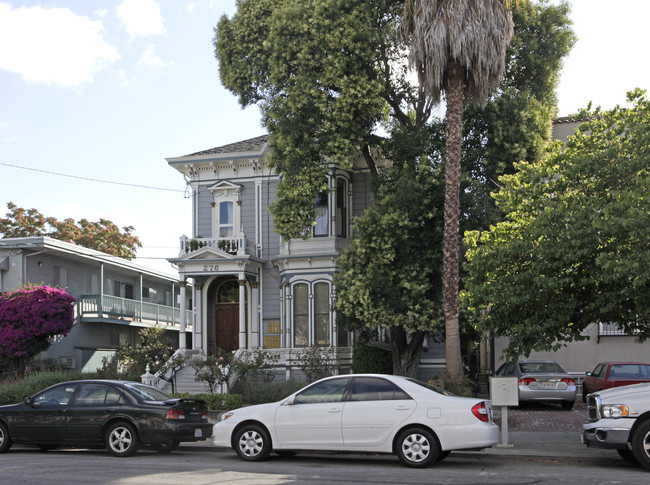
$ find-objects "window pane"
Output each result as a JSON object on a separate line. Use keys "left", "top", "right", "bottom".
{"left": 220, "top": 202, "right": 233, "bottom": 224}
{"left": 294, "top": 284, "right": 309, "bottom": 347}
{"left": 314, "top": 192, "right": 328, "bottom": 236}
{"left": 294, "top": 378, "right": 349, "bottom": 404}
{"left": 349, "top": 377, "right": 411, "bottom": 401}
{"left": 336, "top": 178, "right": 347, "bottom": 238}
{"left": 314, "top": 283, "right": 330, "bottom": 345}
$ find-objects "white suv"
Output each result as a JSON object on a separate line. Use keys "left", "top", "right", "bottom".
{"left": 583, "top": 383, "right": 650, "bottom": 469}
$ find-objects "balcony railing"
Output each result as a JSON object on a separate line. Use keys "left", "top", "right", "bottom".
{"left": 179, "top": 234, "right": 256, "bottom": 257}
{"left": 79, "top": 294, "right": 193, "bottom": 331}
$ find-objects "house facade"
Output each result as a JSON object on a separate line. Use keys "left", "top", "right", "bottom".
{"left": 166, "top": 135, "right": 446, "bottom": 380}
{"left": 0, "top": 236, "right": 191, "bottom": 372}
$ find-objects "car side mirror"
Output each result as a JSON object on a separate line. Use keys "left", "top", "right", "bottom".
{"left": 24, "top": 396, "right": 34, "bottom": 406}
{"left": 285, "top": 395, "right": 295, "bottom": 405}
{"left": 585, "top": 372, "right": 593, "bottom": 376}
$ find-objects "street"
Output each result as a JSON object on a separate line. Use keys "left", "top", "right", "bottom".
{"left": 1, "top": 444, "right": 648, "bottom": 485}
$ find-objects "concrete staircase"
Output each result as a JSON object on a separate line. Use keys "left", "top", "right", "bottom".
{"left": 151, "top": 349, "right": 211, "bottom": 395}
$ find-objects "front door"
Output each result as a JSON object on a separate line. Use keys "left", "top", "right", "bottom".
{"left": 215, "top": 304, "right": 239, "bottom": 353}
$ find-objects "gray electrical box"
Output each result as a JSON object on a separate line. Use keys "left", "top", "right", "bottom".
{"left": 490, "top": 376, "right": 519, "bottom": 406}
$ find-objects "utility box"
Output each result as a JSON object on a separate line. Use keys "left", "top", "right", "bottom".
{"left": 490, "top": 376, "right": 519, "bottom": 406}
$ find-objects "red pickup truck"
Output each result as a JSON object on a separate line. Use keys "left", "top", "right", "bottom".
{"left": 582, "top": 361, "right": 650, "bottom": 401}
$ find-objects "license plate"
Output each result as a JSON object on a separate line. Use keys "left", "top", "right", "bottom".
{"left": 195, "top": 428, "right": 202, "bottom": 438}
{"left": 541, "top": 382, "right": 555, "bottom": 389}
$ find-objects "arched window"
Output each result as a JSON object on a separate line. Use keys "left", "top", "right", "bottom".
{"left": 292, "top": 281, "right": 332, "bottom": 347}
{"left": 217, "top": 279, "right": 239, "bottom": 303}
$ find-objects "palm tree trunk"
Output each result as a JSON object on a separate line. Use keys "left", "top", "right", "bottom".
{"left": 442, "top": 61, "right": 464, "bottom": 381}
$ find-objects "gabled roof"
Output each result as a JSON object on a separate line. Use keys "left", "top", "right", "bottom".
{"left": 186, "top": 135, "right": 269, "bottom": 157}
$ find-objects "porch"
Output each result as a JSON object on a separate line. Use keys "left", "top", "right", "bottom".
{"left": 78, "top": 294, "right": 193, "bottom": 331}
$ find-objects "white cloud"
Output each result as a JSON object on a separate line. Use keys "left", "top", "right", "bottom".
{"left": 0, "top": 3, "right": 120, "bottom": 90}
{"left": 117, "top": 0, "right": 166, "bottom": 40}
{"left": 138, "top": 45, "right": 172, "bottom": 70}
{"left": 185, "top": 3, "right": 197, "bottom": 14}
{"left": 2, "top": 136, "right": 17, "bottom": 144}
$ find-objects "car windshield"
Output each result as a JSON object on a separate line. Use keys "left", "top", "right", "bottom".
{"left": 519, "top": 362, "right": 565, "bottom": 374}
{"left": 406, "top": 378, "right": 456, "bottom": 397}
{"left": 125, "top": 383, "right": 175, "bottom": 402}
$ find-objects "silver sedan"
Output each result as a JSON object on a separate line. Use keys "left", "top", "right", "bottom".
{"left": 495, "top": 360, "right": 576, "bottom": 409}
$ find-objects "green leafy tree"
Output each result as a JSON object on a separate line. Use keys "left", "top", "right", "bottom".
{"left": 0, "top": 202, "right": 142, "bottom": 260}
{"left": 216, "top": 0, "right": 574, "bottom": 376}
{"left": 462, "top": 89, "right": 650, "bottom": 360}
{"left": 117, "top": 326, "right": 176, "bottom": 377}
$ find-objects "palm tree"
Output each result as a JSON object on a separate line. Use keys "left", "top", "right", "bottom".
{"left": 401, "top": 0, "right": 515, "bottom": 381}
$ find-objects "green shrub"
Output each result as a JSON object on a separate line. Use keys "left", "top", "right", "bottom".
{"left": 237, "top": 379, "right": 304, "bottom": 405}
{"left": 428, "top": 372, "right": 477, "bottom": 397}
{"left": 0, "top": 370, "right": 93, "bottom": 405}
{"left": 351, "top": 344, "right": 393, "bottom": 374}
{"left": 171, "top": 392, "right": 243, "bottom": 410}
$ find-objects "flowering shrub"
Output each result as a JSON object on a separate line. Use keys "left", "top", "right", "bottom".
{"left": 0, "top": 285, "right": 75, "bottom": 365}
{"left": 192, "top": 349, "right": 234, "bottom": 394}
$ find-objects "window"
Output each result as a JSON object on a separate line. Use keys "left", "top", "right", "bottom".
{"left": 218, "top": 201, "right": 234, "bottom": 237}
{"left": 293, "top": 377, "right": 349, "bottom": 404}
{"left": 292, "top": 281, "right": 332, "bottom": 347}
{"left": 34, "top": 384, "right": 78, "bottom": 406}
{"left": 314, "top": 191, "right": 329, "bottom": 237}
{"left": 349, "top": 377, "right": 411, "bottom": 401}
{"left": 336, "top": 177, "right": 347, "bottom": 238}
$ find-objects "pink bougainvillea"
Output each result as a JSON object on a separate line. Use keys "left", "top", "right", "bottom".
{"left": 0, "top": 285, "right": 75, "bottom": 360}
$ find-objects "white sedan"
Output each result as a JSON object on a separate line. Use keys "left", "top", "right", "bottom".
{"left": 213, "top": 374, "right": 499, "bottom": 467}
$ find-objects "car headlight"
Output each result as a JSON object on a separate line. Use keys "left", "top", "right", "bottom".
{"left": 219, "top": 411, "right": 234, "bottom": 422}
{"left": 600, "top": 404, "right": 629, "bottom": 418}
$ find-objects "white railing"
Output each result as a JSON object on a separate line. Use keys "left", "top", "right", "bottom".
{"left": 79, "top": 294, "right": 193, "bottom": 330}
{"left": 179, "top": 234, "right": 256, "bottom": 257}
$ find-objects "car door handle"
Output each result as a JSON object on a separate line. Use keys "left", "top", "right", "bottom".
{"left": 395, "top": 406, "right": 411, "bottom": 411}
{"left": 328, "top": 408, "right": 341, "bottom": 413}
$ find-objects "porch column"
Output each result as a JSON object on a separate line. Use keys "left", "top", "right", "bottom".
{"left": 251, "top": 282, "right": 259, "bottom": 348}
{"left": 238, "top": 277, "right": 247, "bottom": 349}
{"left": 194, "top": 284, "right": 203, "bottom": 351}
{"left": 179, "top": 281, "right": 187, "bottom": 349}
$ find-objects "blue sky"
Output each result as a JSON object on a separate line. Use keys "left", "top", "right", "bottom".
{"left": 1, "top": 0, "right": 649, "bottom": 275}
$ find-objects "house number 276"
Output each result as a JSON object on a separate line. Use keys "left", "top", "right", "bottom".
{"left": 203, "top": 264, "right": 219, "bottom": 271}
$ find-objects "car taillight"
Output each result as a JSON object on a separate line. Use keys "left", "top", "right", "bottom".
{"left": 519, "top": 377, "right": 536, "bottom": 386}
{"left": 561, "top": 378, "right": 575, "bottom": 385}
{"left": 202, "top": 409, "right": 209, "bottom": 420}
{"left": 472, "top": 402, "right": 489, "bottom": 422}
{"left": 165, "top": 409, "right": 185, "bottom": 420}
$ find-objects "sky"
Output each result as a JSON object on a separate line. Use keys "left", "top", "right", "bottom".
{"left": 1, "top": 0, "right": 649, "bottom": 276}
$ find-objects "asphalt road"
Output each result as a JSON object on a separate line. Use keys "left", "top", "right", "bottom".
{"left": 1, "top": 444, "right": 648, "bottom": 485}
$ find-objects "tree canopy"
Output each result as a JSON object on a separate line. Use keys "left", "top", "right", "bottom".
{"left": 0, "top": 202, "right": 142, "bottom": 260}
{"left": 216, "top": 0, "right": 574, "bottom": 375}
{"left": 462, "top": 89, "right": 650, "bottom": 360}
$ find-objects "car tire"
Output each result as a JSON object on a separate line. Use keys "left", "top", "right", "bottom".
{"left": 618, "top": 448, "right": 639, "bottom": 465}
{"left": 395, "top": 427, "right": 439, "bottom": 468}
{"left": 632, "top": 419, "right": 650, "bottom": 470}
{"left": 436, "top": 450, "right": 451, "bottom": 462}
{"left": 234, "top": 424, "right": 272, "bottom": 462}
{"left": 561, "top": 401, "right": 574, "bottom": 410}
{"left": 0, "top": 421, "right": 12, "bottom": 453}
{"left": 151, "top": 440, "right": 180, "bottom": 453}
{"left": 105, "top": 422, "right": 139, "bottom": 457}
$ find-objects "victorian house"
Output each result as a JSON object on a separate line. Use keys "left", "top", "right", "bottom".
{"left": 165, "top": 135, "right": 446, "bottom": 385}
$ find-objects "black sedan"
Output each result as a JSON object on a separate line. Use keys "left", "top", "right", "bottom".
{"left": 0, "top": 379, "right": 212, "bottom": 456}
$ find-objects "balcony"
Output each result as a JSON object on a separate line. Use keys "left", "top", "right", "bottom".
{"left": 79, "top": 294, "right": 193, "bottom": 331}
{"left": 178, "top": 234, "right": 257, "bottom": 258}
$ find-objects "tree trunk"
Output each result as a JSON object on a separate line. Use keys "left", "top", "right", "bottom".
{"left": 442, "top": 61, "right": 464, "bottom": 382}
{"left": 390, "top": 327, "right": 426, "bottom": 378}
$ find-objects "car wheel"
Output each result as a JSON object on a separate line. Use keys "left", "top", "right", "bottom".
{"left": 395, "top": 427, "right": 439, "bottom": 468}
{"left": 234, "top": 424, "right": 272, "bottom": 462}
{"left": 105, "top": 422, "right": 139, "bottom": 457}
{"left": 0, "top": 422, "right": 12, "bottom": 453}
{"left": 561, "top": 401, "right": 574, "bottom": 410}
{"left": 618, "top": 448, "right": 639, "bottom": 465}
{"left": 151, "top": 440, "right": 180, "bottom": 453}
{"left": 632, "top": 420, "right": 650, "bottom": 470}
